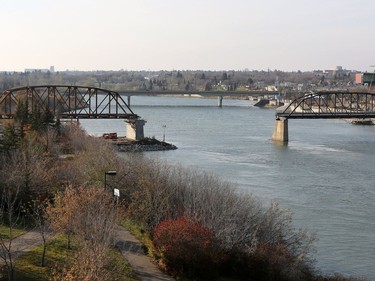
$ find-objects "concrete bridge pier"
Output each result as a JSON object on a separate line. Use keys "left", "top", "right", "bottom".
{"left": 272, "top": 118, "right": 288, "bottom": 142}
{"left": 218, "top": 96, "right": 223, "bottom": 107}
{"left": 125, "top": 118, "right": 146, "bottom": 140}
{"left": 127, "top": 96, "right": 131, "bottom": 107}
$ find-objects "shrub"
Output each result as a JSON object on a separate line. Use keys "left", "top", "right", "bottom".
{"left": 250, "top": 242, "right": 312, "bottom": 281}
{"left": 124, "top": 159, "right": 317, "bottom": 280}
{"left": 153, "top": 216, "right": 219, "bottom": 278}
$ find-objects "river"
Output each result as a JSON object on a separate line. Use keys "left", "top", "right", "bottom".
{"left": 80, "top": 96, "right": 375, "bottom": 279}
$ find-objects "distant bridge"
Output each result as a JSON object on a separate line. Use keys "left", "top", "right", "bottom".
{"left": 118, "top": 89, "right": 281, "bottom": 97}
{"left": 272, "top": 91, "right": 375, "bottom": 142}
{"left": 118, "top": 90, "right": 287, "bottom": 107}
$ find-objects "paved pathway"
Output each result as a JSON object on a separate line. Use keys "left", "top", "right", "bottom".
{"left": 0, "top": 228, "right": 53, "bottom": 266}
{"left": 1, "top": 225, "right": 174, "bottom": 281}
{"left": 113, "top": 225, "right": 175, "bottom": 281}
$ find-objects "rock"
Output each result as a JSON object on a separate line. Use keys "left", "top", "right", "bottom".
{"left": 113, "top": 137, "right": 178, "bottom": 152}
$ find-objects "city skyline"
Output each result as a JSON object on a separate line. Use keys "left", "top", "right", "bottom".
{"left": 1, "top": 0, "right": 375, "bottom": 72}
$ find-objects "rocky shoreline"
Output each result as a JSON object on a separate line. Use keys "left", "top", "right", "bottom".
{"left": 107, "top": 137, "right": 178, "bottom": 152}
{"left": 344, "top": 118, "right": 375, "bottom": 125}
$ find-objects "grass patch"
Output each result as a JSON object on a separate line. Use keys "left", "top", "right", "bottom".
{"left": 105, "top": 247, "right": 140, "bottom": 281}
{"left": 121, "top": 219, "right": 146, "bottom": 241}
{"left": 12, "top": 234, "right": 74, "bottom": 281}
{"left": 0, "top": 225, "right": 28, "bottom": 239}
{"left": 121, "top": 219, "right": 155, "bottom": 257}
{"left": 5, "top": 234, "right": 139, "bottom": 281}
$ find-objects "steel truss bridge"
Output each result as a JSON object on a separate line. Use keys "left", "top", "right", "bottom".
{"left": 276, "top": 91, "right": 375, "bottom": 120}
{"left": 0, "top": 85, "right": 138, "bottom": 120}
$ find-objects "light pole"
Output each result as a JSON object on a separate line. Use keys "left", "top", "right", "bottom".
{"left": 162, "top": 125, "right": 166, "bottom": 142}
{"left": 104, "top": 170, "right": 117, "bottom": 189}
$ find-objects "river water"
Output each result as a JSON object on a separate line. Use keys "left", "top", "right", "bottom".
{"left": 80, "top": 96, "right": 375, "bottom": 279}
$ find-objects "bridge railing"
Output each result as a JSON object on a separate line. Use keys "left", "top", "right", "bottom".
{"left": 276, "top": 91, "right": 375, "bottom": 119}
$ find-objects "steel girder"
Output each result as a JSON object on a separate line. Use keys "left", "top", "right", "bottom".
{"left": 275, "top": 91, "right": 375, "bottom": 119}
{"left": 0, "top": 85, "right": 138, "bottom": 120}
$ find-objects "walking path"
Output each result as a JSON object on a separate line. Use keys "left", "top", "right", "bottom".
{"left": 112, "top": 225, "right": 175, "bottom": 281}
{"left": 0, "top": 228, "right": 53, "bottom": 266}
{"left": 1, "top": 225, "right": 174, "bottom": 281}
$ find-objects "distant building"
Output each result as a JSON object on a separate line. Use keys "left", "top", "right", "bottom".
{"left": 323, "top": 66, "right": 351, "bottom": 79}
{"left": 355, "top": 72, "right": 375, "bottom": 86}
{"left": 265, "top": 85, "right": 277, "bottom": 91}
{"left": 25, "top": 66, "right": 55, "bottom": 73}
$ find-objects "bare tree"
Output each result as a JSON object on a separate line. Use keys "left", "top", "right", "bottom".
{"left": 46, "top": 186, "right": 76, "bottom": 249}
{"left": 50, "top": 243, "right": 110, "bottom": 281}
{"left": 29, "top": 197, "right": 51, "bottom": 267}
{"left": 47, "top": 185, "right": 117, "bottom": 280}
{"left": 0, "top": 184, "right": 21, "bottom": 281}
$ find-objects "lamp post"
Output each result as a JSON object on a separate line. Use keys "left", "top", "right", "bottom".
{"left": 162, "top": 125, "right": 166, "bottom": 142}
{"left": 104, "top": 170, "right": 117, "bottom": 189}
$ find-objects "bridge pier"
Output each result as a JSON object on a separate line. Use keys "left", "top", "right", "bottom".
{"left": 272, "top": 118, "right": 288, "bottom": 142}
{"left": 125, "top": 118, "right": 146, "bottom": 140}
{"left": 127, "top": 96, "right": 131, "bottom": 107}
{"left": 218, "top": 96, "right": 223, "bottom": 107}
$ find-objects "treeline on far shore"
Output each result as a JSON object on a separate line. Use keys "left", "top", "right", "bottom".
{"left": 0, "top": 109, "right": 367, "bottom": 281}
{"left": 0, "top": 68, "right": 357, "bottom": 94}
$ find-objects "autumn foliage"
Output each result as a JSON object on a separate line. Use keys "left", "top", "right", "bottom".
{"left": 153, "top": 217, "right": 219, "bottom": 278}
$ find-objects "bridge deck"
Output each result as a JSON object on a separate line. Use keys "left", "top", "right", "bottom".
{"left": 276, "top": 112, "right": 375, "bottom": 119}
{"left": 118, "top": 90, "right": 281, "bottom": 97}
{"left": 59, "top": 113, "right": 138, "bottom": 119}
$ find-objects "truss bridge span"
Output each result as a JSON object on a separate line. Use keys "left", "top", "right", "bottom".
{"left": 0, "top": 85, "right": 138, "bottom": 120}
{"left": 0, "top": 85, "right": 148, "bottom": 140}
{"left": 272, "top": 91, "right": 375, "bottom": 142}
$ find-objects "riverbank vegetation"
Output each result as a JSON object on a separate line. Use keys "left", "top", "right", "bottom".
{"left": 0, "top": 69, "right": 358, "bottom": 95}
{"left": 0, "top": 110, "right": 367, "bottom": 280}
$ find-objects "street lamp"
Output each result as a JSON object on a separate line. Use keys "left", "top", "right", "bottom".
{"left": 104, "top": 170, "right": 117, "bottom": 189}
{"left": 162, "top": 125, "right": 166, "bottom": 142}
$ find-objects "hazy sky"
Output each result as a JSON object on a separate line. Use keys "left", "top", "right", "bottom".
{"left": 1, "top": 0, "right": 374, "bottom": 72}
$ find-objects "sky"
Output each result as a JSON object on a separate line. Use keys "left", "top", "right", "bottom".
{"left": 1, "top": 0, "right": 374, "bottom": 72}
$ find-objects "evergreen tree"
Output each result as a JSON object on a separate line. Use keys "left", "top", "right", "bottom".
{"left": 0, "top": 124, "right": 20, "bottom": 152}
{"left": 185, "top": 81, "right": 191, "bottom": 91}
{"left": 30, "top": 106, "right": 55, "bottom": 133}
{"left": 205, "top": 83, "right": 212, "bottom": 91}
{"left": 221, "top": 72, "right": 228, "bottom": 81}
{"left": 30, "top": 106, "right": 43, "bottom": 132}
{"left": 14, "top": 99, "right": 29, "bottom": 137}
{"left": 42, "top": 108, "right": 55, "bottom": 128}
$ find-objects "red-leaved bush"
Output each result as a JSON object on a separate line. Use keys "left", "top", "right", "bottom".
{"left": 153, "top": 217, "right": 219, "bottom": 277}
